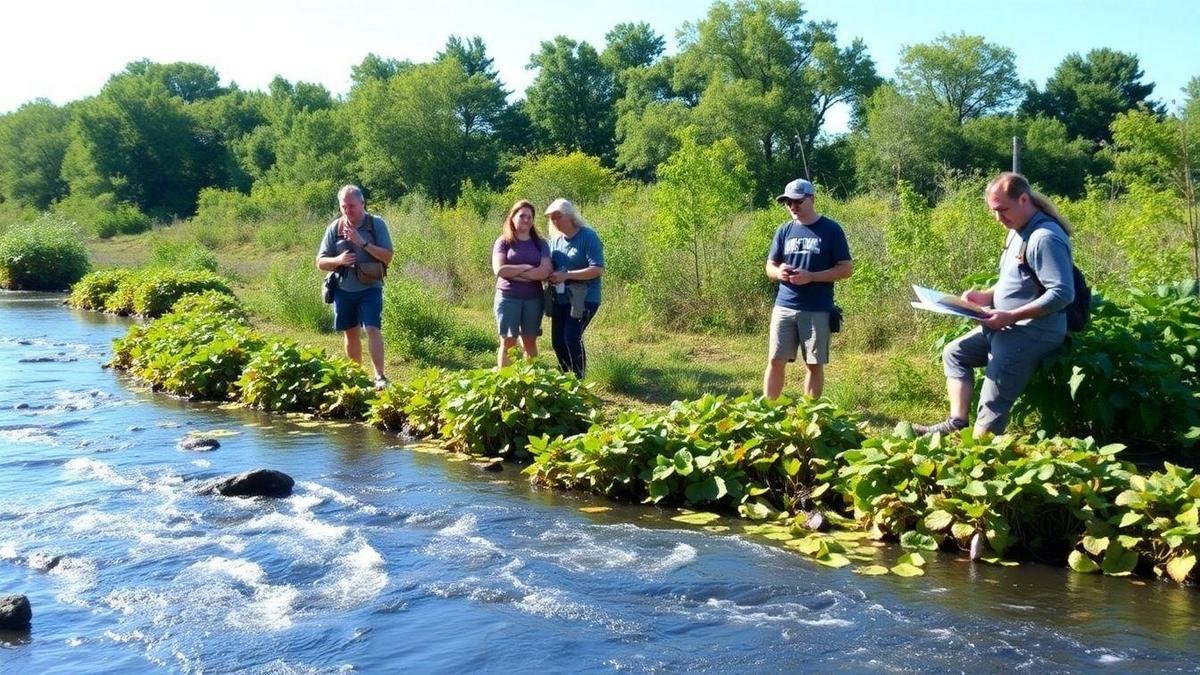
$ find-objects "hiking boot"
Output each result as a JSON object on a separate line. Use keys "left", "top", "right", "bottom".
{"left": 373, "top": 377, "right": 390, "bottom": 391}
{"left": 913, "top": 417, "right": 968, "bottom": 437}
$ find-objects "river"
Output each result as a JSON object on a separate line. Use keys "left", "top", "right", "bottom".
{"left": 1, "top": 292, "right": 1197, "bottom": 672}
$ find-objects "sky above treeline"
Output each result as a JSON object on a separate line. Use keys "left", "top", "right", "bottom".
{"left": 3, "top": 0, "right": 1197, "bottom": 133}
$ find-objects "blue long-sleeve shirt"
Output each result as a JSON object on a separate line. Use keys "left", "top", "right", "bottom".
{"left": 994, "top": 211, "right": 1075, "bottom": 335}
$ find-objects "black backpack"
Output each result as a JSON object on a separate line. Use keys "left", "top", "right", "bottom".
{"left": 1017, "top": 236, "right": 1091, "bottom": 332}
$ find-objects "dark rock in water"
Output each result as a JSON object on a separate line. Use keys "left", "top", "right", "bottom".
{"left": 0, "top": 595, "right": 32, "bottom": 630}
{"left": 479, "top": 460, "right": 504, "bottom": 473}
{"left": 804, "top": 511, "right": 827, "bottom": 532}
{"left": 178, "top": 436, "right": 220, "bottom": 452}
{"left": 14, "top": 403, "right": 30, "bottom": 410}
{"left": 127, "top": 426, "right": 145, "bottom": 432}
{"left": 200, "top": 469, "right": 294, "bottom": 498}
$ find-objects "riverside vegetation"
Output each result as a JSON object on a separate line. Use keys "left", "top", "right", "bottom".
{"left": 62, "top": 261, "right": 1200, "bottom": 586}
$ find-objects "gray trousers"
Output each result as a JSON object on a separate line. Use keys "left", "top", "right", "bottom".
{"left": 942, "top": 325, "right": 1064, "bottom": 433}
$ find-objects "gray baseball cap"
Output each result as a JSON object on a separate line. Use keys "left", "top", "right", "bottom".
{"left": 775, "top": 178, "right": 815, "bottom": 202}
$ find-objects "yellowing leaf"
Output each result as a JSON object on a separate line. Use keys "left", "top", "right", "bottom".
{"left": 890, "top": 563, "right": 924, "bottom": 577}
{"left": 1068, "top": 550, "right": 1100, "bottom": 574}
{"left": 815, "top": 553, "right": 851, "bottom": 568}
{"left": 1165, "top": 554, "right": 1196, "bottom": 583}
{"left": 854, "top": 565, "right": 889, "bottom": 576}
{"left": 671, "top": 511, "right": 721, "bottom": 525}
{"left": 578, "top": 506, "right": 611, "bottom": 513}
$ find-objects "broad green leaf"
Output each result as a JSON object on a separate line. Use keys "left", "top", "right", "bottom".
{"left": 854, "top": 565, "right": 889, "bottom": 576}
{"left": 951, "top": 523, "right": 976, "bottom": 540}
{"left": 1068, "top": 550, "right": 1100, "bottom": 574}
{"left": 1118, "top": 512, "right": 1144, "bottom": 528}
{"left": 673, "top": 449, "right": 694, "bottom": 476}
{"left": 1068, "top": 366, "right": 1086, "bottom": 399}
{"left": 890, "top": 563, "right": 924, "bottom": 577}
{"left": 1082, "top": 535, "right": 1109, "bottom": 556}
{"left": 900, "top": 531, "right": 939, "bottom": 551}
{"left": 816, "top": 553, "right": 851, "bottom": 568}
{"left": 924, "top": 510, "right": 953, "bottom": 531}
{"left": 1165, "top": 554, "right": 1196, "bottom": 583}
{"left": 1100, "top": 544, "right": 1139, "bottom": 576}
{"left": 963, "top": 481, "right": 988, "bottom": 497}
{"left": 671, "top": 511, "right": 720, "bottom": 525}
{"left": 897, "top": 552, "right": 926, "bottom": 567}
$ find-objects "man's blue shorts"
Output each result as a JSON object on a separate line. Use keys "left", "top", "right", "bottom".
{"left": 333, "top": 286, "right": 383, "bottom": 332}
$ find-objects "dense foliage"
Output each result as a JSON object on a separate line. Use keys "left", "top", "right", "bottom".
{"left": 1014, "top": 282, "right": 1200, "bottom": 455}
{"left": 73, "top": 267, "right": 234, "bottom": 317}
{"left": 0, "top": 215, "right": 90, "bottom": 290}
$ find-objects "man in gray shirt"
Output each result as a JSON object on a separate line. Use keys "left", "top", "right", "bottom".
{"left": 316, "top": 185, "right": 394, "bottom": 389}
{"left": 915, "top": 172, "right": 1076, "bottom": 437}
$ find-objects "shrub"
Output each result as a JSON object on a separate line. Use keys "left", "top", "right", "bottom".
{"left": 111, "top": 307, "right": 262, "bottom": 400}
{"left": 505, "top": 151, "right": 619, "bottom": 208}
{"left": 236, "top": 339, "right": 371, "bottom": 413}
{"left": 53, "top": 192, "right": 150, "bottom": 238}
{"left": 438, "top": 360, "right": 601, "bottom": 458}
{"left": 1013, "top": 282, "right": 1200, "bottom": 456}
{"left": 129, "top": 269, "right": 234, "bottom": 317}
{"left": 68, "top": 269, "right": 133, "bottom": 310}
{"left": 528, "top": 395, "right": 865, "bottom": 515}
{"left": 0, "top": 214, "right": 90, "bottom": 290}
{"left": 169, "top": 290, "right": 250, "bottom": 323}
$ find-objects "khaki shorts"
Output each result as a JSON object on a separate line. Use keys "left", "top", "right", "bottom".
{"left": 768, "top": 306, "right": 831, "bottom": 364}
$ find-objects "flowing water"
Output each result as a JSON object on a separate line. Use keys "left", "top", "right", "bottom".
{"left": 1, "top": 292, "right": 1197, "bottom": 673}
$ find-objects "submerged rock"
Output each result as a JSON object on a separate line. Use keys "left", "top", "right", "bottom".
{"left": 178, "top": 436, "right": 220, "bottom": 452}
{"left": 199, "top": 469, "right": 294, "bottom": 498}
{"left": 27, "top": 553, "right": 62, "bottom": 571}
{"left": 0, "top": 595, "right": 31, "bottom": 630}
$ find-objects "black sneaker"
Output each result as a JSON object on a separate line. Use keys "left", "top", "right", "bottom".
{"left": 913, "top": 417, "right": 968, "bottom": 436}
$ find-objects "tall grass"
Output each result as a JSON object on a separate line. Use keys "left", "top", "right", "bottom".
{"left": 262, "top": 261, "right": 333, "bottom": 333}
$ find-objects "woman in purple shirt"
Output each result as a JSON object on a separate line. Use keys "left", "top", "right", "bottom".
{"left": 492, "top": 200, "right": 552, "bottom": 367}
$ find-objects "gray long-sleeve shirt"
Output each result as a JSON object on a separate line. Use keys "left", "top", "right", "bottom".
{"left": 994, "top": 211, "right": 1075, "bottom": 335}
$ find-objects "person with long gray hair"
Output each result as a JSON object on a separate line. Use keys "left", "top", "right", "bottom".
{"left": 914, "top": 172, "right": 1076, "bottom": 437}
{"left": 545, "top": 198, "right": 605, "bottom": 378}
{"left": 316, "top": 185, "right": 394, "bottom": 389}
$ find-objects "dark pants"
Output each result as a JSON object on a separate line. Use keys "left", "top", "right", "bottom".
{"left": 551, "top": 301, "right": 599, "bottom": 378}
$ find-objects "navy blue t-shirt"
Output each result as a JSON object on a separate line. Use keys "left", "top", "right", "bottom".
{"left": 767, "top": 216, "right": 851, "bottom": 311}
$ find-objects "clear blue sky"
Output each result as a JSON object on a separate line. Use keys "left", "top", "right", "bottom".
{"left": 3, "top": 0, "right": 1197, "bottom": 132}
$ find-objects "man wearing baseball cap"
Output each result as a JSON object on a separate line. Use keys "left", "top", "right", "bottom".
{"left": 763, "top": 178, "right": 853, "bottom": 399}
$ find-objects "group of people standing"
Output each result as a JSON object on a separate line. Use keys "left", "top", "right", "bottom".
{"left": 318, "top": 168, "right": 1076, "bottom": 439}
{"left": 316, "top": 187, "right": 606, "bottom": 388}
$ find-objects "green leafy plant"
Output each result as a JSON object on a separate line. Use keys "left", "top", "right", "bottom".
{"left": 0, "top": 215, "right": 90, "bottom": 290}
{"left": 1014, "top": 282, "right": 1200, "bottom": 455}
{"left": 438, "top": 360, "right": 600, "bottom": 458}
{"left": 68, "top": 269, "right": 134, "bottom": 310}
{"left": 235, "top": 339, "right": 371, "bottom": 413}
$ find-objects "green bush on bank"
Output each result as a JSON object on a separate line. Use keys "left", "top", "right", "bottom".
{"left": 86, "top": 268, "right": 234, "bottom": 317}
{"left": 68, "top": 269, "right": 133, "bottom": 310}
{"left": 53, "top": 192, "right": 150, "bottom": 238}
{"left": 111, "top": 299, "right": 263, "bottom": 400}
{"left": 382, "top": 274, "right": 493, "bottom": 363}
{"left": 235, "top": 339, "right": 371, "bottom": 413}
{"left": 1013, "top": 281, "right": 1200, "bottom": 455}
{"left": 0, "top": 215, "right": 90, "bottom": 290}
{"left": 527, "top": 394, "right": 866, "bottom": 516}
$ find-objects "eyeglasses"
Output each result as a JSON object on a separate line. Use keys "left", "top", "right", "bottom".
{"left": 786, "top": 196, "right": 809, "bottom": 206}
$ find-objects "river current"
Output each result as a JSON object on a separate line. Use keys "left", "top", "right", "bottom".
{"left": 1, "top": 292, "right": 1197, "bottom": 672}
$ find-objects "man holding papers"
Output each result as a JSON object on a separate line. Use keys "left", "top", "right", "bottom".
{"left": 914, "top": 172, "right": 1076, "bottom": 437}
{"left": 763, "top": 178, "right": 854, "bottom": 399}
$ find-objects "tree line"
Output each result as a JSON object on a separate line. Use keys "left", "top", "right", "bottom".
{"left": 0, "top": 0, "right": 1195, "bottom": 223}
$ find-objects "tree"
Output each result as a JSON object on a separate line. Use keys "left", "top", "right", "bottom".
{"left": 897, "top": 32, "right": 1021, "bottom": 125}
{"left": 652, "top": 128, "right": 753, "bottom": 295}
{"left": 0, "top": 100, "right": 71, "bottom": 208}
{"left": 602, "top": 22, "right": 666, "bottom": 74}
{"left": 348, "top": 60, "right": 475, "bottom": 202}
{"left": 351, "top": 53, "right": 409, "bottom": 87}
{"left": 123, "top": 59, "right": 225, "bottom": 102}
{"left": 1108, "top": 89, "right": 1200, "bottom": 281}
{"left": 851, "top": 86, "right": 960, "bottom": 195}
{"left": 960, "top": 115, "right": 1091, "bottom": 197}
{"left": 61, "top": 74, "right": 204, "bottom": 217}
{"left": 1021, "top": 48, "right": 1163, "bottom": 146}
{"left": 676, "top": 0, "right": 879, "bottom": 198}
{"left": 437, "top": 37, "right": 511, "bottom": 187}
{"left": 525, "top": 36, "right": 617, "bottom": 160}
{"left": 614, "top": 60, "right": 693, "bottom": 180}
